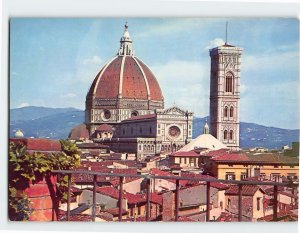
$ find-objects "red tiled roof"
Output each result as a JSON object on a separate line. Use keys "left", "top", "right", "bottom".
{"left": 202, "top": 149, "right": 230, "bottom": 157}
{"left": 216, "top": 212, "right": 233, "bottom": 222}
{"left": 170, "top": 151, "right": 200, "bottom": 157}
{"left": 258, "top": 211, "right": 298, "bottom": 222}
{"left": 86, "top": 56, "right": 163, "bottom": 101}
{"left": 10, "top": 138, "right": 62, "bottom": 152}
{"left": 94, "top": 186, "right": 120, "bottom": 199}
{"left": 96, "top": 124, "right": 113, "bottom": 132}
{"left": 68, "top": 214, "right": 92, "bottom": 222}
{"left": 150, "top": 168, "right": 187, "bottom": 185}
{"left": 124, "top": 192, "right": 146, "bottom": 205}
{"left": 225, "top": 185, "right": 265, "bottom": 196}
{"left": 68, "top": 124, "right": 90, "bottom": 140}
{"left": 104, "top": 208, "right": 128, "bottom": 216}
{"left": 150, "top": 193, "right": 163, "bottom": 205}
{"left": 122, "top": 114, "right": 157, "bottom": 122}
{"left": 136, "top": 57, "right": 164, "bottom": 101}
{"left": 212, "top": 153, "right": 249, "bottom": 162}
{"left": 180, "top": 173, "right": 228, "bottom": 190}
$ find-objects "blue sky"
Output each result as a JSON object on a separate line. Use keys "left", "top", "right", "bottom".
{"left": 10, "top": 18, "right": 299, "bottom": 129}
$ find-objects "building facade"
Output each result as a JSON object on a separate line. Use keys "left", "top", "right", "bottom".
{"left": 209, "top": 43, "right": 243, "bottom": 150}
{"left": 85, "top": 23, "right": 164, "bottom": 134}
{"left": 70, "top": 23, "right": 193, "bottom": 160}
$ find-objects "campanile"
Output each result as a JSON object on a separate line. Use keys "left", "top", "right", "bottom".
{"left": 209, "top": 43, "right": 243, "bottom": 150}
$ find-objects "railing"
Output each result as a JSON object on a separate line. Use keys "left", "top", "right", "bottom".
{"left": 52, "top": 170, "right": 298, "bottom": 222}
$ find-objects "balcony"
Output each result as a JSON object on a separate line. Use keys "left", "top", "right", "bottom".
{"left": 52, "top": 170, "right": 298, "bottom": 222}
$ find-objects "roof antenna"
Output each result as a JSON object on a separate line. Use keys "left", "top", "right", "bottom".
{"left": 225, "top": 21, "right": 228, "bottom": 45}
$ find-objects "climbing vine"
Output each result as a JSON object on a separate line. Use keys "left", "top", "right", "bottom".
{"left": 8, "top": 140, "right": 81, "bottom": 221}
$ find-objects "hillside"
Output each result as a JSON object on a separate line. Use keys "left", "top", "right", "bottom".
{"left": 10, "top": 106, "right": 299, "bottom": 149}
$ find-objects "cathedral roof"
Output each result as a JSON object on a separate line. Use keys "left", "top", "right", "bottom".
{"left": 86, "top": 23, "right": 164, "bottom": 102}
{"left": 178, "top": 133, "right": 228, "bottom": 152}
{"left": 68, "top": 124, "right": 90, "bottom": 140}
{"left": 96, "top": 124, "right": 113, "bottom": 132}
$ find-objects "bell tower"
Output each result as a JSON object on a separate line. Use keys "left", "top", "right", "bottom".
{"left": 209, "top": 40, "right": 243, "bottom": 150}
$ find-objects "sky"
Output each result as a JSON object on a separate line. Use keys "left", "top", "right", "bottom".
{"left": 10, "top": 18, "right": 299, "bottom": 129}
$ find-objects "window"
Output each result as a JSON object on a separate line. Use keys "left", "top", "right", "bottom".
{"left": 138, "top": 206, "right": 141, "bottom": 215}
{"left": 190, "top": 158, "right": 195, "bottom": 164}
{"left": 226, "top": 173, "right": 235, "bottom": 180}
{"left": 225, "top": 73, "right": 234, "bottom": 92}
{"left": 240, "top": 173, "right": 247, "bottom": 180}
{"left": 224, "top": 106, "right": 228, "bottom": 117}
{"left": 229, "top": 130, "right": 234, "bottom": 140}
{"left": 130, "top": 208, "right": 134, "bottom": 217}
{"left": 224, "top": 130, "right": 228, "bottom": 140}
{"left": 257, "top": 197, "right": 261, "bottom": 211}
{"left": 230, "top": 107, "right": 234, "bottom": 117}
{"left": 227, "top": 199, "right": 231, "bottom": 207}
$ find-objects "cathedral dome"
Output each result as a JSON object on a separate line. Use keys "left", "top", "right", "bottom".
{"left": 87, "top": 56, "right": 163, "bottom": 101}
{"left": 86, "top": 22, "right": 163, "bottom": 105}
{"left": 85, "top": 23, "right": 164, "bottom": 130}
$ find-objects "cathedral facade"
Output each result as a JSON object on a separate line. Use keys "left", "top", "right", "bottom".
{"left": 209, "top": 43, "right": 243, "bottom": 150}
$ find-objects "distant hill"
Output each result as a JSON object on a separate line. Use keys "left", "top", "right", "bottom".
{"left": 10, "top": 106, "right": 299, "bottom": 149}
{"left": 10, "top": 107, "right": 84, "bottom": 139}
{"left": 193, "top": 117, "right": 299, "bottom": 150}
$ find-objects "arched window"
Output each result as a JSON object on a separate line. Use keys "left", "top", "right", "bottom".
{"left": 229, "top": 130, "right": 234, "bottom": 140}
{"left": 224, "top": 130, "right": 228, "bottom": 140}
{"left": 225, "top": 73, "right": 234, "bottom": 93}
{"left": 230, "top": 107, "right": 234, "bottom": 117}
{"left": 224, "top": 106, "right": 228, "bottom": 117}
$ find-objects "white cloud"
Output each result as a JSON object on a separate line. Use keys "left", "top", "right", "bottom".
{"left": 204, "top": 38, "right": 225, "bottom": 50}
{"left": 243, "top": 50, "right": 298, "bottom": 73}
{"left": 61, "top": 93, "right": 77, "bottom": 99}
{"left": 82, "top": 55, "right": 103, "bottom": 65}
{"left": 151, "top": 60, "right": 210, "bottom": 117}
{"left": 17, "top": 102, "right": 30, "bottom": 108}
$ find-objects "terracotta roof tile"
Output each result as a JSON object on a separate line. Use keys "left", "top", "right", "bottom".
{"left": 171, "top": 151, "right": 200, "bottom": 157}
{"left": 225, "top": 185, "right": 265, "bottom": 196}
{"left": 68, "top": 124, "right": 90, "bottom": 140}
{"left": 122, "top": 113, "right": 156, "bottom": 122}
{"left": 96, "top": 124, "right": 113, "bottom": 132}
{"left": 10, "top": 138, "right": 62, "bottom": 152}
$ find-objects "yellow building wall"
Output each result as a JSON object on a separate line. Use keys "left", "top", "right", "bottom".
{"left": 215, "top": 163, "right": 298, "bottom": 181}
{"left": 173, "top": 156, "right": 199, "bottom": 168}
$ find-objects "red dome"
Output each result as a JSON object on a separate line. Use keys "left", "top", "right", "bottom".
{"left": 68, "top": 124, "right": 90, "bottom": 140}
{"left": 87, "top": 56, "right": 164, "bottom": 101}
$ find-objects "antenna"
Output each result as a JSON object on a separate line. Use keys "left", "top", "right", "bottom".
{"left": 225, "top": 21, "right": 228, "bottom": 45}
